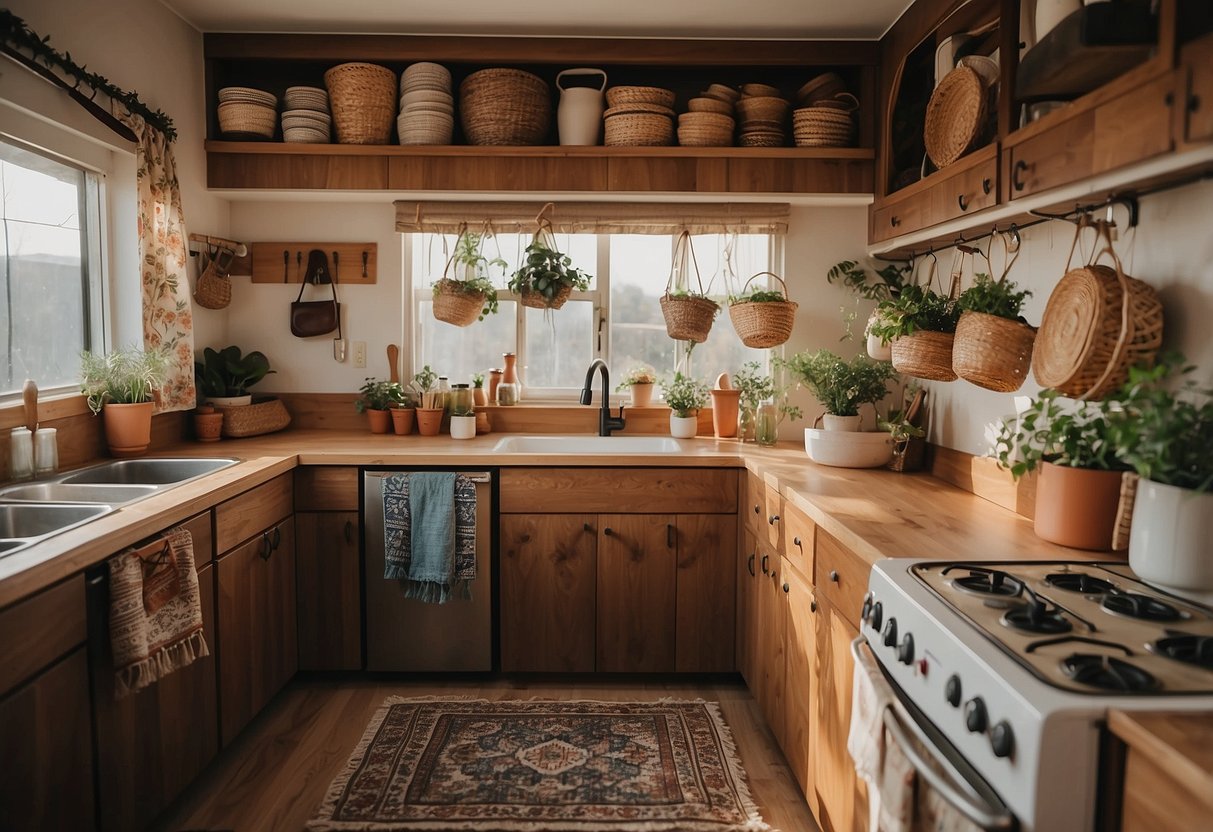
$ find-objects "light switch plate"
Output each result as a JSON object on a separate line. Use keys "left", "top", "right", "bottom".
{"left": 353, "top": 341, "right": 367, "bottom": 368}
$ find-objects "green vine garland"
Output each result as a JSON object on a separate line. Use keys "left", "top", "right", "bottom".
{"left": 0, "top": 9, "right": 177, "bottom": 140}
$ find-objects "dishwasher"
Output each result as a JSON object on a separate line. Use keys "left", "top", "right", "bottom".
{"left": 362, "top": 469, "right": 493, "bottom": 672}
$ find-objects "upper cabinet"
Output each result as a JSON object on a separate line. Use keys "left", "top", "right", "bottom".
{"left": 202, "top": 34, "right": 877, "bottom": 194}
{"left": 870, "top": 0, "right": 1213, "bottom": 253}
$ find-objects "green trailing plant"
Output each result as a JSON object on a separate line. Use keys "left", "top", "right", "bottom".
{"left": 880, "top": 382, "right": 926, "bottom": 444}
{"left": 355, "top": 378, "right": 405, "bottom": 412}
{"left": 733, "top": 361, "right": 803, "bottom": 423}
{"left": 508, "top": 230, "right": 592, "bottom": 305}
{"left": 779, "top": 350, "right": 896, "bottom": 417}
{"left": 194, "top": 346, "right": 274, "bottom": 399}
{"left": 957, "top": 273, "right": 1032, "bottom": 321}
{"left": 827, "top": 260, "right": 911, "bottom": 302}
{"left": 1104, "top": 357, "right": 1213, "bottom": 492}
{"left": 868, "top": 284, "right": 961, "bottom": 344}
{"left": 994, "top": 389, "right": 1126, "bottom": 480}
{"left": 433, "top": 231, "right": 506, "bottom": 319}
{"left": 80, "top": 346, "right": 170, "bottom": 415}
{"left": 660, "top": 372, "right": 711, "bottom": 418}
{"left": 728, "top": 288, "right": 786, "bottom": 304}
{"left": 616, "top": 366, "right": 657, "bottom": 391}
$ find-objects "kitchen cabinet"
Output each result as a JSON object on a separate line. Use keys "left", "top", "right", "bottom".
{"left": 675, "top": 514, "right": 737, "bottom": 672}
{"left": 811, "top": 595, "right": 868, "bottom": 832}
{"left": 1180, "top": 32, "right": 1213, "bottom": 146}
{"left": 295, "top": 512, "right": 361, "bottom": 670}
{"left": 753, "top": 542, "right": 787, "bottom": 745}
{"left": 597, "top": 513, "right": 677, "bottom": 672}
{"left": 89, "top": 511, "right": 219, "bottom": 832}
{"left": 0, "top": 576, "right": 93, "bottom": 831}
{"left": 783, "top": 557, "right": 817, "bottom": 806}
{"left": 737, "top": 528, "right": 759, "bottom": 687}
{"left": 817, "top": 529, "right": 870, "bottom": 630}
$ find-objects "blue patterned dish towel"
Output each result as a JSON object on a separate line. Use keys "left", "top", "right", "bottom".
{"left": 382, "top": 472, "right": 477, "bottom": 603}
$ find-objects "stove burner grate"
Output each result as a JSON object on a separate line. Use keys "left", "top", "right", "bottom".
{"left": 1102, "top": 592, "right": 1182, "bottom": 622}
{"left": 1045, "top": 572, "right": 1116, "bottom": 594}
{"left": 1002, "top": 602, "right": 1073, "bottom": 634}
{"left": 1061, "top": 653, "right": 1158, "bottom": 692}
{"left": 948, "top": 567, "right": 1024, "bottom": 599}
{"left": 1151, "top": 635, "right": 1213, "bottom": 671}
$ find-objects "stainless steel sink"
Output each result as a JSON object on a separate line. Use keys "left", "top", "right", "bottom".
{"left": 60, "top": 457, "right": 238, "bottom": 486}
{"left": 0, "top": 503, "right": 113, "bottom": 539}
{"left": 0, "top": 482, "right": 159, "bottom": 504}
{"left": 492, "top": 435, "right": 685, "bottom": 454}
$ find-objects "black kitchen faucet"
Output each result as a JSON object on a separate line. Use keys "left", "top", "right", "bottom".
{"left": 580, "top": 359, "right": 626, "bottom": 437}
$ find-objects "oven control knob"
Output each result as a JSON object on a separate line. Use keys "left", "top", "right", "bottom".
{"left": 897, "top": 633, "right": 915, "bottom": 665}
{"left": 882, "top": 618, "right": 898, "bottom": 647}
{"left": 964, "top": 697, "right": 988, "bottom": 733}
{"left": 945, "top": 674, "right": 962, "bottom": 707}
{"left": 991, "top": 721, "right": 1014, "bottom": 758}
{"left": 869, "top": 601, "right": 883, "bottom": 631}
{"left": 861, "top": 594, "right": 873, "bottom": 622}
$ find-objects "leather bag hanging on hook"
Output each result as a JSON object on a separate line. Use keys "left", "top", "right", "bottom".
{"left": 290, "top": 249, "right": 341, "bottom": 337}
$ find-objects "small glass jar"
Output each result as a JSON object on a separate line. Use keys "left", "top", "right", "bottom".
{"left": 437, "top": 377, "right": 451, "bottom": 412}
{"left": 449, "top": 383, "right": 474, "bottom": 417}
{"left": 756, "top": 402, "right": 779, "bottom": 447}
{"left": 34, "top": 428, "right": 58, "bottom": 476}
{"left": 10, "top": 427, "right": 33, "bottom": 481}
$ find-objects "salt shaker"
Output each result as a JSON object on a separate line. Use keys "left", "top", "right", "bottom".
{"left": 34, "top": 428, "right": 58, "bottom": 476}
{"left": 10, "top": 427, "right": 34, "bottom": 481}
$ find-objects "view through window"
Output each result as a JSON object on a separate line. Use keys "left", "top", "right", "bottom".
{"left": 410, "top": 230, "right": 777, "bottom": 398}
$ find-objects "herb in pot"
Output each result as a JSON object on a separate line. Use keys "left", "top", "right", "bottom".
{"left": 868, "top": 285, "right": 961, "bottom": 345}
{"left": 355, "top": 378, "right": 405, "bottom": 413}
{"left": 994, "top": 390, "right": 1125, "bottom": 479}
{"left": 660, "top": 372, "right": 710, "bottom": 418}
{"left": 778, "top": 350, "right": 896, "bottom": 417}
{"left": 82, "top": 346, "right": 170, "bottom": 414}
{"left": 508, "top": 228, "right": 592, "bottom": 308}
{"left": 956, "top": 273, "right": 1032, "bottom": 321}
{"left": 616, "top": 366, "right": 657, "bottom": 391}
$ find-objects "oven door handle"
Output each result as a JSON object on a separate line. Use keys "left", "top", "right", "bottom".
{"left": 851, "top": 637, "right": 1016, "bottom": 832}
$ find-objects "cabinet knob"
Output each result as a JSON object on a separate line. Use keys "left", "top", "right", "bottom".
{"left": 272, "top": 526, "right": 282, "bottom": 550}
{"left": 810, "top": 598, "right": 818, "bottom": 613}
{"left": 793, "top": 536, "right": 801, "bottom": 547}
{"left": 1012, "top": 159, "right": 1029, "bottom": 192}
{"left": 753, "top": 503, "right": 761, "bottom": 514}
{"left": 747, "top": 553, "right": 756, "bottom": 577}
{"left": 520, "top": 533, "right": 531, "bottom": 543}
{"left": 603, "top": 527, "right": 614, "bottom": 537}
{"left": 783, "top": 582, "right": 790, "bottom": 594}
{"left": 583, "top": 522, "right": 593, "bottom": 533}
{"left": 1164, "top": 91, "right": 1175, "bottom": 107}
{"left": 761, "top": 554, "right": 770, "bottom": 575}
{"left": 768, "top": 514, "right": 780, "bottom": 525}
{"left": 829, "top": 570, "right": 839, "bottom": 583}
{"left": 890, "top": 215, "right": 901, "bottom": 228}
{"left": 667, "top": 523, "right": 675, "bottom": 548}
{"left": 1191, "top": 94, "right": 1202, "bottom": 113}
{"left": 981, "top": 177, "right": 992, "bottom": 195}
{"left": 957, "top": 193, "right": 970, "bottom": 211}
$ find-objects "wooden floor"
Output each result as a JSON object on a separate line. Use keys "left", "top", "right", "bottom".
{"left": 156, "top": 676, "right": 820, "bottom": 832}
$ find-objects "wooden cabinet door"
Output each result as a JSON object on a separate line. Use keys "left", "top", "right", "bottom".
{"left": 296, "top": 511, "right": 362, "bottom": 671}
{"left": 0, "top": 648, "right": 95, "bottom": 831}
{"left": 811, "top": 599, "right": 867, "bottom": 832}
{"left": 596, "top": 514, "right": 676, "bottom": 672}
{"left": 218, "top": 517, "right": 297, "bottom": 746}
{"left": 783, "top": 560, "right": 817, "bottom": 807}
{"left": 675, "top": 514, "right": 737, "bottom": 673}
{"left": 1092, "top": 72, "right": 1178, "bottom": 176}
{"left": 91, "top": 562, "right": 218, "bottom": 832}
{"left": 737, "top": 528, "right": 759, "bottom": 688}
{"left": 1183, "top": 34, "right": 1213, "bottom": 145}
{"left": 756, "top": 548, "right": 787, "bottom": 746}
{"left": 500, "top": 514, "right": 597, "bottom": 672}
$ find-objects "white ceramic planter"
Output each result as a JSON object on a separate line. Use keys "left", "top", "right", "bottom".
{"left": 866, "top": 312, "right": 892, "bottom": 361}
{"left": 1129, "top": 479, "right": 1213, "bottom": 592}
{"left": 804, "top": 428, "right": 893, "bottom": 468}
{"left": 822, "top": 413, "right": 862, "bottom": 432}
{"left": 449, "top": 415, "right": 477, "bottom": 440}
{"left": 670, "top": 413, "right": 698, "bottom": 438}
{"left": 205, "top": 394, "right": 252, "bottom": 407}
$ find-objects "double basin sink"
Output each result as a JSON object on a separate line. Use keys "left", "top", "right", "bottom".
{"left": 0, "top": 458, "right": 238, "bottom": 557}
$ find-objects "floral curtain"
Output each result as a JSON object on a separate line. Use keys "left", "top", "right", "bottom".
{"left": 115, "top": 107, "right": 195, "bottom": 412}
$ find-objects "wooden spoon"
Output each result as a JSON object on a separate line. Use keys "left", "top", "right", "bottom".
{"left": 387, "top": 345, "right": 400, "bottom": 384}
{"left": 22, "top": 379, "right": 38, "bottom": 432}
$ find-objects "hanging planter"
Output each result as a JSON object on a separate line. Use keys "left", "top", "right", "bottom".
{"left": 728, "top": 272, "right": 798, "bottom": 348}
{"left": 431, "top": 223, "right": 502, "bottom": 327}
{"left": 660, "top": 231, "right": 719, "bottom": 343}
{"left": 871, "top": 251, "right": 963, "bottom": 382}
{"left": 507, "top": 217, "right": 591, "bottom": 310}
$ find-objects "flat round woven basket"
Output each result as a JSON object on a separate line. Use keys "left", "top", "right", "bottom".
{"left": 460, "top": 68, "right": 551, "bottom": 146}
{"left": 952, "top": 310, "right": 1037, "bottom": 393}
{"left": 660, "top": 294, "right": 719, "bottom": 343}
{"left": 432, "top": 279, "right": 485, "bottom": 327}
{"left": 924, "top": 65, "right": 986, "bottom": 169}
{"left": 520, "top": 284, "right": 573, "bottom": 310}
{"left": 606, "top": 85, "right": 676, "bottom": 109}
{"left": 218, "top": 397, "right": 291, "bottom": 438}
{"left": 892, "top": 330, "right": 958, "bottom": 382}
{"left": 324, "top": 62, "right": 396, "bottom": 144}
{"left": 1032, "top": 264, "right": 1163, "bottom": 399}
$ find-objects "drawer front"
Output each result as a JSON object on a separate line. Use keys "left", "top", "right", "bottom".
{"left": 817, "top": 530, "right": 871, "bottom": 631}
{"left": 744, "top": 473, "right": 765, "bottom": 532}
{"left": 935, "top": 152, "right": 998, "bottom": 224}
{"left": 871, "top": 190, "right": 933, "bottom": 242}
{"left": 782, "top": 501, "right": 816, "bottom": 579}
{"left": 1092, "top": 72, "right": 1177, "bottom": 175}
{"left": 0, "top": 576, "right": 86, "bottom": 695}
{"left": 295, "top": 466, "right": 360, "bottom": 512}
{"left": 762, "top": 482, "right": 785, "bottom": 554}
{"left": 161, "top": 511, "right": 213, "bottom": 567}
{"left": 215, "top": 472, "right": 294, "bottom": 555}
{"left": 500, "top": 468, "right": 737, "bottom": 514}
{"left": 1008, "top": 110, "right": 1095, "bottom": 199}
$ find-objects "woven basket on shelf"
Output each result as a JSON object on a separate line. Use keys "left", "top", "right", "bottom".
{"left": 520, "top": 284, "right": 573, "bottom": 310}
{"left": 460, "top": 68, "right": 551, "bottom": 146}
{"left": 729, "top": 272, "right": 798, "bottom": 348}
{"left": 924, "top": 65, "right": 986, "bottom": 168}
{"left": 324, "top": 62, "right": 396, "bottom": 144}
{"left": 892, "top": 330, "right": 958, "bottom": 382}
{"left": 218, "top": 397, "right": 291, "bottom": 438}
{"left": 604, "top": 112, "right": 674, "bottom": 146}
{"left": 952, "top": 310, "right": 1037, "bottom": 393}
{"left": 432, "top": 279, "right": 485, "bottom": 327}
{"left": 605, "top": 85, "right": 676, "bottom": 109}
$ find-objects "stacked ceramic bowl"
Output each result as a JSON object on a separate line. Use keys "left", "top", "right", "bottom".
{"left": 603, "top": 86, "right": 676, "bottom": 146}
{"left": 281, "top": 86, "right": 331, "bottom": 143}
{"left": 398, "top": 62, "right": 454, "bottom": 145}
{"left": 217, "top": 87, "right": 277, "bottom": 140}
{"left": 792, "top": 72, "right": 858, "bottom": 147}
{"left": 679, "top": 92, "right": 735, "bottom": 146}
{"left": 735, "top": 84, "right": 790, "bottom": 147}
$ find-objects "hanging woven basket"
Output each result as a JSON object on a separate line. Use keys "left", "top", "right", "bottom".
{"left": 432, "top": 279, "right": 485, "bottom": 327}
{"left": 520, "top": 284, "right": 572, "bottom": 310}
{"left": 660, "top": 231, "right": 719, "bottom": 343}
{"left": 952, "top": 311, "right": 1037, "bottom": 392}
{"left": 729, "top": 272, "right": 798, "bottom": 348}
{"left": 892, "top": 330, "right": 958, "bottom": 382}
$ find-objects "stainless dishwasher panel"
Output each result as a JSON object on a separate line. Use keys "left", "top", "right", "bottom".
{"left": 363, "top": 471, "right": 493, "bottom": 672}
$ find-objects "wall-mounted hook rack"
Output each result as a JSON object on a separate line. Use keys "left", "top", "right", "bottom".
{"left": 243, "top": 242, "right": 378, "bottom": 284}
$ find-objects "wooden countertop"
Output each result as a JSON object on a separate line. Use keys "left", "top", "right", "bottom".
{"left": 0, "top": 430, "right": 1113, "bottom": 607}
{"left": 1108, "top": 710, "right": 1213, "bottom": 810}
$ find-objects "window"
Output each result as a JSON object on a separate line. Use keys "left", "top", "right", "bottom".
{"left": 0, "top": 139, "right": 104, "bottom": 395}
{"left": 409, "top": 230, "right": 778, "bottom": 397}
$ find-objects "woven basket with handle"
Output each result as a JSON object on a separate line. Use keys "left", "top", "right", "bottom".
{"left": 431, "top": 225, "right": 489, "bottom": 327}
{"left": 729, "top": 272, "right": 798, "bottom": 348}
{"left": 951, "top": 235, "right": 1037, "bottom": 392}
{"left": 660, "top": 231, "right": 718, "bottom": 343}
{"left": 324, "top": 62, "right": 396, "bottom": 144}
{"left": 892, "top": 330, "right": 958, "bottom": 381}
{"left": 521, "top": 284, "right": 572, "bottom": 310}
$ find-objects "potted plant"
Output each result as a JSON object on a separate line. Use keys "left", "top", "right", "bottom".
{"left": 81, "top": 346, "right": 169, "bottom": 457}
{"left": 731, "top": 362, "right": 802, "bottom": 443}
{"left": 660, "top": 231, "right": 719, "bottom": 343}
{"left": 869, "top": 285, "right": 961, "bottom": 381}
{"left": 195, "top": 346, "right": 274, "bottom": 406}
{"left": 1106, "top": 359, "right": 1213, "bottom": 590}
{"left": 827, "top": 259, "right": 911, "bottom": 359}
{"left": 953, "top": 273, "right": 1036, "bottom": 392}
{"left": 449, "top": 384, "right": 477, "bottom": 440}
{"left": 508, "top": 223, "right": 591, "bottom": 310}
{"left": 411, "top": 365, "right": 444, "bottom": 436}
{"left": 432, "top": 230, "right": 504, "bottom": 327}
{"left": 995, "top": 389, "right": 1129, "bottom": 550}
{"left": 660, "top": 372, "right": 710, "bottom": 438}
{"left": 355, "top": 378, "right": 404, "bottom": 434}
{"left": 193, "top": 405, "right": 224, "bottom": 442}
{"left": 616, "top": 366, "right": 657, "bottom": 408}
{"left": 779, "top": 349, "right": 896, "bottom": 431}
{"left": 471, "top": 372, "right": 487, "bottom": 406}
{"left": 391, "top": 385, "right": 416, "bottom": 435}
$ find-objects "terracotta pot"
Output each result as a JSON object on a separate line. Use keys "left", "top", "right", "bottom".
{"left": 367, "top": 408, "right": 392, "bottom": 434}
{"left": 475, "top": 411, "right": 492, "bottom": 435}
{"left": 630, "top": 383, "right": 655, "bottom": 408}
{"left": 391, "top": 407, "right": 415, "bottom": 435}
{"left": 193, "top": 411, "right": 224, "bottom": 442}
{"left": 1033, "top": 462, "right": 1125, "bottom": 550}
{"left": 103, "top": 401, "right": 155, "bottom": 457}
{"left": 473, "top": 387, "right": 487, "bottom": 407}
{"left": 488, "top": 370, "right": 502, "bottom": 403}
{"left": 416, "top": 407, "right": 444, "bottom": 436}
{"left": 710, "top": 389, "right": 740, "bottom": 438}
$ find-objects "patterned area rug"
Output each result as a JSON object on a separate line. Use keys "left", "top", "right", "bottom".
{"left": 308, "top": 697, "right": 770, "bottom": 831}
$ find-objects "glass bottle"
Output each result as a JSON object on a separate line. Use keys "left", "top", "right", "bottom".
{"left": 497, "top": 352, "right": 520, "bottom": 406}
{"left": 449, "top": 383, "right": 474, "bottom": 417}
{"left": 756, "top": 401, "right": 779, "bottom": 446}
{"left": 438, "top": 376, "right": 451, "bottom": 412}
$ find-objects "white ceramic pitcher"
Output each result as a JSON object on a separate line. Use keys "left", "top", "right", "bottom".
{"left": 556, "top": 68, "right": 608, "bottom": 146}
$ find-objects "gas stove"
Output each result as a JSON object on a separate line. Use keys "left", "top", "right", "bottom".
{"left": 864, "top": 559, "right": 1213, "bottom": 832}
